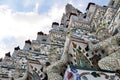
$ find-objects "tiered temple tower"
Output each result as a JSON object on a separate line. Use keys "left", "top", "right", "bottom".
{"left": 0, "top": 0, "right": 120, "bottom": 80}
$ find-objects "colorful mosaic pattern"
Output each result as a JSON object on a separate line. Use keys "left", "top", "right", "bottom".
{"left": 28, "top": 59, "right": 45, "bottom": 80}
{"left": 68, "top": 39, "right": 92, "bottom": 68}
{"left": 64, "top": 66, "right": 120, "bottom": 80}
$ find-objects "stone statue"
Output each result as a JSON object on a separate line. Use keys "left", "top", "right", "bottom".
{"left": 89, "top": 32, "right": 120, "bottom": 71}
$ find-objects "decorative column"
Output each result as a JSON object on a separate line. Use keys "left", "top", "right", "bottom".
{"left": 46, "top": 36, "right": 70, "bottom": 80}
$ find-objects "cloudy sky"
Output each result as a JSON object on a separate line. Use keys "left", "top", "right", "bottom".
{"left": 0, "top": 0, "right": 110, "bottom": 58}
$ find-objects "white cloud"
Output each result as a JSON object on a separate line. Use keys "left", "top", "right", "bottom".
{"left": 48, "top": 4, "right": 65, "bottom": 21}
{"left": 34, "top": 3, "right": 39, "bottom": 13}
{"left": 0, "top": 3, "right": 64, "bottom": 58}
{"left": 23, "top": 0, "right": 44, "bottom": 7}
